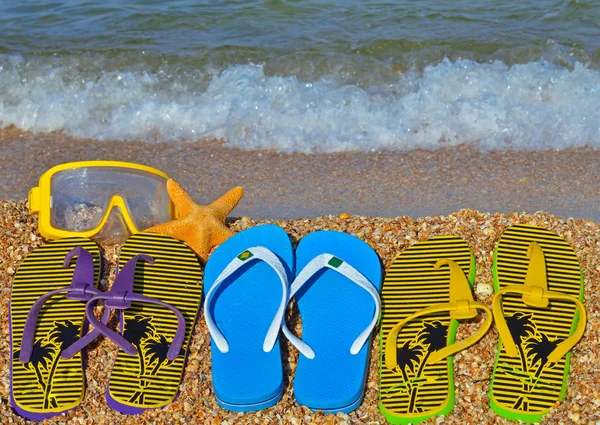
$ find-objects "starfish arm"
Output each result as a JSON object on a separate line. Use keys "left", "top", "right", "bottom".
{"left": 167, "top": 179, "right": 198, "bottom": 217}
{"left": 145, "top": 220, "right": 185, "bottom": 235}
{"left": 210, "top": 225, "right": 235, "bottom": 248}
{"left": 209, "top": 186, "right": 244, "bottom": 222}
{"left": 186, "top": 229, "right": 214, "bottom": 263}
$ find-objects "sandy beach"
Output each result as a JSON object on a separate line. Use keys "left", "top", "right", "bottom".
{"left": 1, "top": 131, "right": 600, "bottom": 425}
{"left": 1, "top": 198, "right": 599, "bottom": 424}
{"left": 2, "top": 0, "right": 600, "bottom": 423}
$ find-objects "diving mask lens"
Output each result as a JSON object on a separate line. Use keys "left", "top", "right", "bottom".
{"left": 50, "top": 167, "right": 172, "bottom": 241}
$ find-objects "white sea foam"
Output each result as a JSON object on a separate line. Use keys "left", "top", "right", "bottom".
{"left": 0, "top": 55, "right": 599, "bottom": 152}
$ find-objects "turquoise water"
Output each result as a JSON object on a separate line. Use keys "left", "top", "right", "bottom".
{"left": 0, "top": 0, "right": 599, "bottom": 152}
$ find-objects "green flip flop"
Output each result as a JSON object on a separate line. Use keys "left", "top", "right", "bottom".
{"left": 379, "top": 236, "right": 492, "bottom": 424}
{"left": 490, "top": 224, "right": 586, "bottom": 422}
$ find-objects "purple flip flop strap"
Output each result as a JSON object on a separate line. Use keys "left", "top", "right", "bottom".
{"left": 19, "top": 246, "right": 101, "bottom": 363}
{"left": 77, "top": 254, "right": 186, "bottom": 361}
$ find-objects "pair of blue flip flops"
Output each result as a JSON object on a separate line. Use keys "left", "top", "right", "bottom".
{"left": 203, "top": 225, "right": 382, "bottom": 413}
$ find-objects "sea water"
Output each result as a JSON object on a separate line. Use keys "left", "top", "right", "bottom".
{"left": 0, "top": 0, "right": 599, "bottom": 153}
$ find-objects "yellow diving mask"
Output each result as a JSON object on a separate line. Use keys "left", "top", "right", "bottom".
{"left": 28, "top": 161, "right": 175, "bottom": 244}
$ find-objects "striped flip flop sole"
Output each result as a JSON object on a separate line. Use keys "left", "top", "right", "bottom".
{"left": 10, "top": 238, "right": 101, "bottom": 415}
{"left": 107, "top": 232, "right": 203, "bottom": 410}
{"left": 379, "top": 236, "right": 474, "bottom": 425}
{"left": 490, "top": 224, "right": 584, "bottom": 422}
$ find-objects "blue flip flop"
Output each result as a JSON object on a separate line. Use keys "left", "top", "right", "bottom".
{"left": 282, "top": 231, "right": 382, "bottom": 413}
{"left": 203, "top": 224, "right": 293, "bottom": 412}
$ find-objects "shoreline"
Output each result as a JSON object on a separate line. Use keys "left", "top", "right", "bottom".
{"left": 2, "top": 130, "right": 600, "bottom": 221}
{"left": 1, "top": 200, "right": 599, "bottom": 424}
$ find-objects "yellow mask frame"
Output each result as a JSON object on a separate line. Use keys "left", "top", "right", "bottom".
{"left": 28, "top": 160, "right": 175, "bottom": 241}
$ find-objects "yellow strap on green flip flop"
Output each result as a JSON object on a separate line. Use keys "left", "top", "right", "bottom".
{"left": 384, "top": 259, "right": 492, "bottom": 370}
{"left": 493, "top": 242, "right": 586, "bottom": 364}
{"left": 489, "top": 225, "right": 586, "bottom": 423}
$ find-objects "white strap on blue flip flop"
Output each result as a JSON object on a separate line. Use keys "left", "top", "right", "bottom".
{"left": 204, "top": 246, "right": 289, "bottom": 353}
{"left": 282, "top": 253, "right": 381, "bottom": 359}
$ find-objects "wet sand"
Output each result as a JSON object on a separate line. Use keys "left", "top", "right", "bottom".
{"left": 1, "top": 129, "right": 600, "bottom": 220}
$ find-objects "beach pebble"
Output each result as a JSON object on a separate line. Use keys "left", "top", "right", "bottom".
{"left": 476, "top": 282, "right": 493, "bottom": 297}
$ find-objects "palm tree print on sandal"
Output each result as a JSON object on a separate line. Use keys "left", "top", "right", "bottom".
{"left": 104, "top": 232, "right": 203, "bottom": 413}
{"left": 14, "top": 320, "right": 81, "bottom": 410}
{"left": 384, "top": 321, "right": 449, "bottom": 413}
{"left": 498, "top": 312, "right": 565, "bottom": 411}
{"left": 121, "top": 314, "right": 185, "bottom": 405}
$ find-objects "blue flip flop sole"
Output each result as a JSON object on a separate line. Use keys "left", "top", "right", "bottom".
{"left": 204, "top": 224, "right": 293, "bottom": 411}
{"left": 293, "top": 231, "right": 382, "bottom": 412}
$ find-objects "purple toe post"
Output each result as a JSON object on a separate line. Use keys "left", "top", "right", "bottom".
{"left": 64, "top": 247, "right": 97, "bottom": 300}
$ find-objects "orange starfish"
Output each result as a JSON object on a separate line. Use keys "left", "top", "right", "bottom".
{"left": 145, "top": 179, "right": 243, "bottom": 262}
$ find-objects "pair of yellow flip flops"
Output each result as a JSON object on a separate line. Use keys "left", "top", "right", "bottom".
{"left": 10, "top": 233, "right": 203, "bottom": 420}
{"left": 378, "top": 224, "right": 586, "bottom": 424}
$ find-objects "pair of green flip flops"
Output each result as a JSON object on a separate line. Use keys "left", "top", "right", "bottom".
{"left": 379, "top": 224, "right": 586, "bottom": 424}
